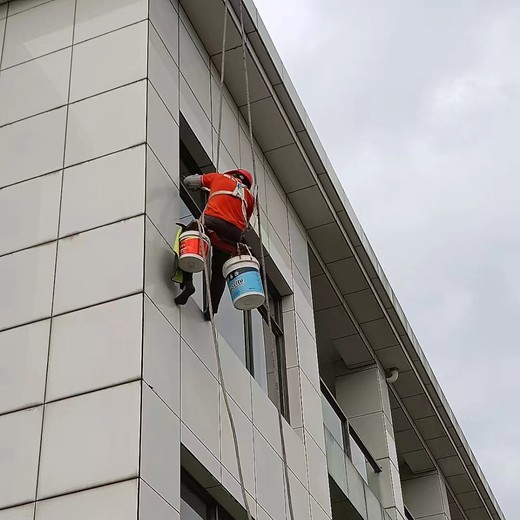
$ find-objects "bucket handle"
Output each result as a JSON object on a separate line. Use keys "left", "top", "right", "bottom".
{"left": 238, "top": 242, "right": 254, "bottom": 260}
{"left": 194, "top": 219, "right": 209, "bottom": 259}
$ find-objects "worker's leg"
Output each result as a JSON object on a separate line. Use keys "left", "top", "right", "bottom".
{"left": 208, "top": 248, "right": 230, "bottom": 314}
{"left": 201, "top": 215, "right": 241, "bottom": 319}
{"left": 173, "top": 220, "right": 200, "bottom": 306}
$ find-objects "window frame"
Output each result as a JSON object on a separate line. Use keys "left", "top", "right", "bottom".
{"left": 245, "top": 282, "right": 290, "bottom": 420}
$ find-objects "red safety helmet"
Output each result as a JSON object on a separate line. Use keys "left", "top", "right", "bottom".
{"left": 227, "top": 169, "right": 253, "bottom": 190}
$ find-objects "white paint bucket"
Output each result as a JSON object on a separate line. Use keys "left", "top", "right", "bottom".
{"left": 178, "top": 231, "right": 210, "bottom": 273}
{"left": 222, "top": 255, "right": 265, "bottom": 311}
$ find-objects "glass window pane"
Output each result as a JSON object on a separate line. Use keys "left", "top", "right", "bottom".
{"left": 349, "top": 434, "right": 369, "bottom": 483}
{"left": 268, "top": 293, "right": 279, "bottom": 323}
{"left": 247, "top": 285, "right": 290, "bottom": 419}
{"left": 180, "top": 145, "right": 205, "bottom": 212}
{"left": 215, "top": 290, "right": 246, "bottom": 365}
{"left": 251, "top": 309, "right": 267, "bottom": 391}
{"left": 275, "top": 334, "right": 289, "bottom": 419}
{"left": 193, "top": 272, "right": 205, "bottom": 311}
{"left": 263, "top": 319, "right": 283, "bottom": 412}
{"left": 181, "top": 499, "right": 206, "bottom": 520}
{"left": 179, "top": 197, "right": 194, "bottom": 227}
{"left": 181, "top": 481, "right": 208, "bottom": 520}
{"left": 321, "top": 393, "right": 344, "bottom": 448}
{"left": 324, "top": 428, "right": 348, "bottom": 492}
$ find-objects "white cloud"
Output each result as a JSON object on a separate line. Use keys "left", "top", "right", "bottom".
{"left": 432, "top": 76, "right": 501, "bottom": 120}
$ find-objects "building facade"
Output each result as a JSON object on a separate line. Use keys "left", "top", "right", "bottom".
{"left": 0, "top": 1, "right": 505, "bottom": 520}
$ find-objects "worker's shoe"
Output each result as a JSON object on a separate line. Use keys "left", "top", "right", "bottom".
{"left": 174, "top": 282, "right": 195, "bottom": 305}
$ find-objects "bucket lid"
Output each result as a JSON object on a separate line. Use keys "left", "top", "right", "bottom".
{"left": 223, "top": 254, "right": 260, "bottom": 277}
{"left": 223, "top": 254, "right": 259, "bottom": 267}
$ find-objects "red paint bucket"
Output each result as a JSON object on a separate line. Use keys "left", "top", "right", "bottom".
{"left": 178, "top": 231, "right": 210, "bottom": 273}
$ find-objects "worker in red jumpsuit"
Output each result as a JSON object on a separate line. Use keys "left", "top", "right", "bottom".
{"left": 174, "top": 169, "right": 255, "bottom": 317}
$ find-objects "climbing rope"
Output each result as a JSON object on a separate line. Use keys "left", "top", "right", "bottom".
{"left": 237, "top": 3, "right": 296, "bottom": 520}
{"left": 196, "top": 219, "right": 253, "bottom": 520}
{"left": 202, "top": 2, "right": 296, "bottom": 520}
{"left": 238, "top": 0, "right": 257, "bottom": 179}
{"left": 202, "top": 3, "right": 253, "bottom": 520}
{"left": 215, "top": 0, "right": 229, "bottom": 173}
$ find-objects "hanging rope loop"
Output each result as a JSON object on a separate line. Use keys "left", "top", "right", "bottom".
{"left": 196, "top": 215, "right": 253, "bottom": 520}
{"left": 204, "top": 3, "right": 253, "bottom": 520}
{"left": 215, "top": 0, "right": 230, "bottom": 173}
{"left": 236, "top": 2, "right": 296, "bottom": 520}
{"left": 204, "top": 2, "right": 296, "bottom": 520}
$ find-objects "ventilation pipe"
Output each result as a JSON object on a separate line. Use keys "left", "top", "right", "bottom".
{"left": 386, "top": 367, "right": 399, "bottom": 384}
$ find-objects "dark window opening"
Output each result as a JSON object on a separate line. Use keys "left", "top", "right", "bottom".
{"left": 181, "top": 470, "right": 233, "bottom": 520}
{"left": 180, "top": 140, "right": 206, "bottom": 220}
{"left": 179, "top": 142, "right": 207, "bottom": 310}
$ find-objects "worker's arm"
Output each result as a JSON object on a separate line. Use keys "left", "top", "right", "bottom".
{"left": 183, "top": 174, "right": 203, "bottom": 191}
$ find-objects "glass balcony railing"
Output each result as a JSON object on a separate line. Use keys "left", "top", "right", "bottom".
{"left": 321, "top": 391, "right": 348, "bottom": 491}
{"left": 349, "top": 429, "right": 369, "bottom": 482}
{"left": 321, "top": 381, "right": 381, "bottom": 498}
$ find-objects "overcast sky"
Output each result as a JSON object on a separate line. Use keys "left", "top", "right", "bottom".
{"left": 253, "top": 1, "right": 519, "bottom": 517}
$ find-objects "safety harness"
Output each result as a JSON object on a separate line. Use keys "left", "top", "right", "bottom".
{"left": 204, "top": 173, "right": 251, "bottom": 228}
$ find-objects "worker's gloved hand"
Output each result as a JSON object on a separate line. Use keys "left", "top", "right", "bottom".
{"left": 183, "top": 174, "right": 202, "bottom": 191}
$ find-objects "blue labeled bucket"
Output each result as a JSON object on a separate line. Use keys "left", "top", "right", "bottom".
{"left": 222, "top": 255, "right": 265, "bottom": 311}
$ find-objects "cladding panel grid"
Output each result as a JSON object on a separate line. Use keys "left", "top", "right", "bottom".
{"left": 0, "top": 6, "right": 152, "bottom": 338}
{"left": 0, "top": 25, "right": 155, "bottom": 511}
{"left": 37, "top": 382, "right": 141, "bottom": 500}
{"left": 0, "top": 0, "right": 182, "bottom": 516}
{"left": 0, "top": 3, "right": 334, "bottom": 520}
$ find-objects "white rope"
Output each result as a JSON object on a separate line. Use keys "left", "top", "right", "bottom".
{"left": 215, "top": 0, "right": 229, "bottom": 172}
{"left": 203, "top": 3, "right": 253, "bottom": 519}
{"left": 197, "top": 3, "right": 296, "bottom": 519}
{"left": 238, "top": 1, "right": 257, "bottom": 179}
{"left": 237, "top": 3, "right": 296, "bottom": 520}
{"left": 196, "top": 221, "right": 253, "bottom": 520}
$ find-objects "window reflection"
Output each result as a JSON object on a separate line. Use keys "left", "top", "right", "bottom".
{"left": 349, "top": 433, "right": 369, "bottom": 482}
{"left": 246, "top": 285, "right": 289, "bottom": 420}
{"left": 180, "top": 142, "right": 206, "bottom": 211}
{"left": 251, "top": 309, "right": 267, "bottom": 391}
{"left": 181, "top": 480, "right": 209, "bottom": 520}
{"left": 178, "top": 197, "right": 194, "bottom": 226}
{"left": 181, "top": 498, "right": 206, "bottom": 520}
{"left": 215, "top": 292, "right": 247, "bottom": 365}
{"left": 263, "top": 317, "right": 280, "bottom": 408}
{"left": 181, "top": 471, "right": 234, "bottom": 520}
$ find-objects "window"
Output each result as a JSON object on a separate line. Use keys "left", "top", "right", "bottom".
{"left": 181, "top": 480, "right": 209, "bottom": 520}
{"left": 181, "top": 471, "right": 233, "bottom": 520}
{"left": 216, "top": 279, "right": 290, "bottom": 422}
{"left": 179, "top": 124, "right": 290, "bottom": 421}
{"left": 180, "top": 140, "right": 206, "bottom": 219}
{"left": 246, "top": 284, "right": 290, "bottom": 420}
{"left": 179, "top": 142, "right": 207, "bottom": 310}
